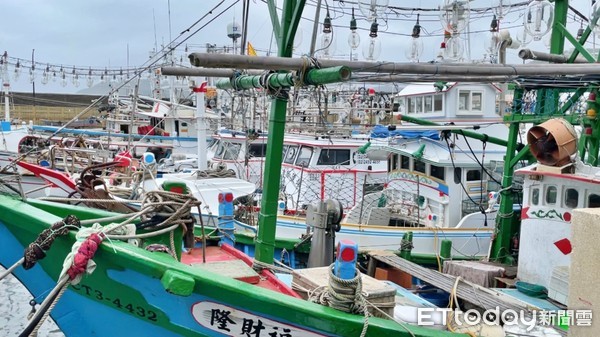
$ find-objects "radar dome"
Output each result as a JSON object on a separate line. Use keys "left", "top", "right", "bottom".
{"left": 227, "top": 21, "right": 242, "bottom": 39}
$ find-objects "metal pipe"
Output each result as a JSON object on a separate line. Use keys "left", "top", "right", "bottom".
{"left": 189, "top": 52, "right": 600, "bottom": 76}
{"left": 160, "top": 67, "right": 263, "bottom": 77}
{"left": 518, "top": 48, "right": 589, "bottom": 63}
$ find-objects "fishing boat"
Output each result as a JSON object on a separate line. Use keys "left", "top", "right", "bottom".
{"left": 3, "top": 0, "right": 600, "bottom": 335}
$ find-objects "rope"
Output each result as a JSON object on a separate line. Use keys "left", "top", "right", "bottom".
{"left": 309, "top": 264, "right": 370, "bottom": 337}
{"left": 23, "top": 215, "right": 82, "bottom": 270}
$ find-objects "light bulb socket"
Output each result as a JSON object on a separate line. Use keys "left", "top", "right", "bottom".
{"left": 369, "top": 20, "right": 379, "bottom": 38}
{"left": 411, "top": 24, "right": 421, "bottom": 38}
{"left": 350, "top": 17, "right": 357, "bottom": 31}
{"left": 490, "top": 15, "right": 498, "bottom": 32}
{"left": 323, "top": 12, "right": 332, "bottom": 33}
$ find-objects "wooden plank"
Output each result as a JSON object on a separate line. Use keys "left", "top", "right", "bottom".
{"left": 371, "top": 253, "right": 567, "bottom": 337}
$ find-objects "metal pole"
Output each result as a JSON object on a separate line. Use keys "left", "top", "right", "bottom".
{"left": 309, "top": 0, "right": 322, "bottom": 56}
{"left": 189, "top": 52, "right": 600, "bottom": 76}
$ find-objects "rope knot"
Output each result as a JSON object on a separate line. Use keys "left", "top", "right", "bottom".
{"left": 67, "top": 233, "right": 103, "bottom": 280}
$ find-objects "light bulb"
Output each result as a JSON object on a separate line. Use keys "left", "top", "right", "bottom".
{"left": 524, "top": 0, "right": 553, "bottom": 41}
{"left": 515, "top": 28, "right": 532, "bottom": 48}
{"left": 358, "top": 0, "right": 389, "bottom": 22}
{"left": 348, "top": 31, "right": 361, "bottom": 49}
{"left": 13, "top": 65, "right": 21, "bottom": 81}
{"left": 590, "top": 1, "right": 600, "bottom": 35}
{"left": 87, "top": 76, "right": 94, "bottom": 88}
{"left": 485, "top": 30, "right": 501, "bottom": 55}
{"left": 41, "top": 71, "right": 49, "bottom": 85}
{"left": 405, "top": 37, "right": 424, "bottom": 62}
{"left": 29, "top": 69, "right": 35, "bottom": 83}
{"left": 363, "top": 36, "right": 381, "bottom": 61}
{"left": 440, "top": 0, "right": 470, "bottom": 33}
{"left": 61, "top": 74, "right": 68, "bottom": 87}
{"left": 444, "top": 36, "right": 464, "bottom": 61}
{"left": 320, "top": 32, "right": 334, "bottom": 58}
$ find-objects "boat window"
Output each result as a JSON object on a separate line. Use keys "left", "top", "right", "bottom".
{"left": 424, "top": 96, "right": 433, "bottom": 112}
{"left": 214, "top": 142, "right": 226, "bottom": 159}
{"left": 430, "top": 165, "right": 445, "bottom": 181}
{"left": 531, "top": 188, "right": 539, "bottom": 205}
{"left": 458, "top": 90, "right": 484, "bottom": 113}
{"left": 466, "top": 169, "right": 482, "bottom": 181}
{"left": 564, "top": 188, "right": 578, "bottom": 208}
{"left": 400, "top": 155, "right": 410, "bottom": 169}
{"left": 284, "top": 145, "right": 298, "bottom": 164}
{"left": 434, "top": 94, "right": 443, "bottom": 112}
{"left": 317, "top": 149, "right": 350, "bottom": 165}
{"left": 414, "top": 160, "right": 426, "bottom": 173}
{"left": 588, "top": 193, "right": 600, "bottom": 208}
{"left": 248, "top": 143, "right": 267, "bottom": 157}
{"left": 472, "top": 92, "right": 482, "bottom": 111}
{"left": 222, "top": 143, "right": 241, "bottom": 160}
{"left": 181, "top": 122, "right": 188, "bottom": 127}
{"left": 415, "top": 96, "right": 423, "bottom": 113}
{"left": 407, "top": 97, "right": 415, "bottom": 113}
{"left": 295, "top": 146, "right": 313, "bottom": 167}
{"left": 364, "top": 183, "right": 385, "bottom": 195}
{"left": 545, "top": 186, "right": 557, "bottom": 205}
{"left": 389, "top": 154, "right": 398, "bottom": 171}
{"left": 454, "top": 167, "right": 462, "bottom": 184}
{"left": 282, "top": 145, "right": 289, "bottom": 158}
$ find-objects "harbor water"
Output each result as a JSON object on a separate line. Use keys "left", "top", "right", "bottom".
{"left": 0, "top": 266, "right": 64, "bottom": 337}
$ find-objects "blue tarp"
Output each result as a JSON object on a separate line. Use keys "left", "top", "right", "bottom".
{"left": 370, "top": 125, "right": 440, "bottom": 140}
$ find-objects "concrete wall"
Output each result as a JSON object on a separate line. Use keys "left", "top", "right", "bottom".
{"left": 569, "top": 208, "right": 600, "bottom": 336}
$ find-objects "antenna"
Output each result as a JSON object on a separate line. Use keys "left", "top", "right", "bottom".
{"left": 153, "top": 9, "right": 158, "bottom": 53}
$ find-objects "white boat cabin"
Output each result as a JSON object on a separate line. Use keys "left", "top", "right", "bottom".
{"left": 394, "top": 82, "right": 502, "bottom": 121}
{"left": 209, "top": 130, "right": 388, "bottom": 211}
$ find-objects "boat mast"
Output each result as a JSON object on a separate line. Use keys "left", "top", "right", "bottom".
{"left": 254, "top": 0, "right": 306, "bottom": 265}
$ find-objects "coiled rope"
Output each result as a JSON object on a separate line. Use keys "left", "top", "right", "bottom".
{"left": 309, "top": 264, "right": 370, "bottom": 337}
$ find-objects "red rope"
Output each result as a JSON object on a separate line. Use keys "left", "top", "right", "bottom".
{"left": 67, "top": 233, "right": 103, "bottom": 280}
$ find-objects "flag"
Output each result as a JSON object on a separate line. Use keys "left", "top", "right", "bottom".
{"left": 247, "top": 42, "right": 257, "bottom": 56}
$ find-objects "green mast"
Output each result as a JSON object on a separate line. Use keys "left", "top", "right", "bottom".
{"left": 254, "top": 0, "right": 305, "bottom": 265}
{"left": 489, "top": 0, "right": 600, "bottom": 262}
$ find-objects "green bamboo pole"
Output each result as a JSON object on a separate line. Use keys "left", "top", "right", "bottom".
{"left": 254, "top": 0, "right": 305, "bottom": 266}
{"left": 214, "top": 66, "right": 351, "bottom": 90}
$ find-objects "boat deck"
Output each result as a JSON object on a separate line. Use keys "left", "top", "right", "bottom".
{"left": 181, "top": 243, "right": 301, "bottom": 298}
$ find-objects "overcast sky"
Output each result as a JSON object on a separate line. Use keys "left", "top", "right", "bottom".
{"left": 1, "top": 0, "right": 595, "bottom": 94}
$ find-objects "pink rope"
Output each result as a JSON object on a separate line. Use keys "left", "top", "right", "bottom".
{"left": 67, "top": 233, "right": 103, "bottom": 280}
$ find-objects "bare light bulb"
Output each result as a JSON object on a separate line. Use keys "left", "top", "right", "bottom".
{"left": 440, "top": 0, "right": 470, "bottom": 33}
{"left": 485, "top": 30, "right": 501, "bottom": 56}
{"left": 13, "top": 62, "right": 21, "bottom": 81}
{"left": 29, "top": 69, "right": 35, "bottom": 83}
{"left": 87, "top": 76, "right": 94, "bottom": 88}
{"left": 61, "top": 74, "right": 68, "bottom": 87}
{"left": 41, "top": 71, "right": 49, "bottom": 85}
{"left": 590, "top": 1, "right": 600, "bottom": 35}
{"left": 405, "top": 37, "right": 424, "bottom": 62}
{"left": 358, "top": 0, "right": 389, "bottom": 22}
{"left": 443, "top": 36, "right": 464, "bottom": 61}
{"left": 524, "top": 0, "right": 553, "bottom": 41}
{"left": 348, "top": 31, "right": 361, "bottom": 49}
{"left": 319, "top": 32, "right": 334, "bottom": 58}
{"left": 363, "top": 36, "right": 381, "bottom": 61}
